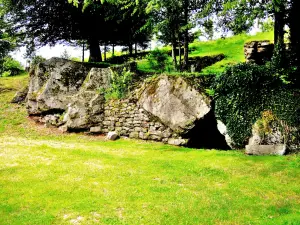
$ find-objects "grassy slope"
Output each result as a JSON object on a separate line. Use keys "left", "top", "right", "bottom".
{"left": 137, "top": 31, "right": 274, "bottom": 74}
{"left": 0, "top": 75, "right": 299, "bottom": 225}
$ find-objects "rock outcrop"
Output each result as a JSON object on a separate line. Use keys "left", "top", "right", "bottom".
{"left": 27, "top": 58, "right": 229, "bottom": 149}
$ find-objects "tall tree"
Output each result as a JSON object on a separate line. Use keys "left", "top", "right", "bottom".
{"left": 2, "top": 0, "right": 151, "bottom": 62}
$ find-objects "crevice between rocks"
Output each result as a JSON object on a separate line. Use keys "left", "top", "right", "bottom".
{"left": 184, "top": 106, "right": 230, "bottom": 150}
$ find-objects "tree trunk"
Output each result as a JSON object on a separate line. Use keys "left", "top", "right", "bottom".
{"left": 112, "top": 44, "right": 115, "bottom": 56}
{"left": 272, "top": 0, "right": 286, "bottom": 68}
{"left": 129, "top": 44, "right": 133, "bottom": 56}
{"left": 104, "top": 43, "right": 107, "bottom": 61}
{"left": 289, "top": 0, "right": 300, "bottom": 85}
{"left": 135, "top": 43, "right": 137, "bottom": 59}
{"left": 179, "top": 43, "right": 182, "bottom": 71}
{"left": 183, "top": 0, "right": 189, "bottom": 69}
{"left": 274, "top": 1, "right": 285, "bottom": 47}
{"left": 88, "top": 39, "right": 102, "bottom": 62}
{"left": 82, "top": 43, "right": 85, "bottom": 62}
{"left": 172, "top": 42, "right": 178, "bottom": 69}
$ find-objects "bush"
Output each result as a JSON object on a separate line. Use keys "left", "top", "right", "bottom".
{"left": 2, "top": 57, "right": 24, "bottom": 76}
{"left": 213, "top": 62, "right": 300, "bottom": 148}
{"left": 147, "top": 49, "right": 171, "bottom": 72}
{"left": 101, "top": 68, "right": 133, "bottom": 100}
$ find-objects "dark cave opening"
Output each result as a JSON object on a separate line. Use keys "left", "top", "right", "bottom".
{"left": 184, "top": 109, "right": 230, "bottom": 150}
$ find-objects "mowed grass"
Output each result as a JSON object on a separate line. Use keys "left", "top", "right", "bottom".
{"left": 0, "top": 75, "right": 300, "bottom": 225}
{"left": 137, "top": 31, "right": 274, "bottom": 74}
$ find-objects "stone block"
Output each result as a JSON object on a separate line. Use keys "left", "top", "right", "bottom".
{"left": 129, "top": 132, "right": 139, "bottom": 139}
{"left": 90, "top": 126, "right": 101, "bottom": 133}
{"left": 168, "top": 138, "right": 188, "bottom": 146}
{"left": 245, "top": 144, "right": 286, "bottom": 156}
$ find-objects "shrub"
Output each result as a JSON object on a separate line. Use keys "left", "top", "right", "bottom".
{"left": 102, "top": 68, "right": 133, "bottom": 100}
{"left": 213, "top": 62, "right": 300, "bottom": 148}
{"left": 147, "top": 49, "right": 171, "bottom": 72}
{"left": 2, "top": 56, "right": 24, "bottom": 76}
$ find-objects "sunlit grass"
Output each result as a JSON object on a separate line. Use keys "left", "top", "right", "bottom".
{"left": 0, "top": 74, "right": 299, "bottom": 225}
{"left": 137, "top": 31, "right": 274, "bottom": 75}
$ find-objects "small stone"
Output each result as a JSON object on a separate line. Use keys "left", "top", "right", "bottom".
{"left": 129, "top": 132, "right": 139, "bottom": 139}
{"left": 150, "top": 135, "right": 162, "bottom": 141}
{"left": 103, "top": 121, "right": 111, "bottom": 126}
{"left": 149, "top": 130, "right": 162, "bottom": 137}
{"left": 102, "top": 128, "right": 109, "bottom": 133}
{"left": 139, "top": 132, "right": 149, "bottom": 140}
{"left": 90, "top": 126, "right": 101, "bottom": 133}
{"left": 59, "top": 125, "right": 68, "bottom": 133}
{"left": 134, "top": 127, "right": 142, "bottom": 132}
{"left": 162, "top": 138, "right": 169, "bottom": 143}
{"left": 149, "top": 126, "right": 156, "bottom": 131}
{"left": 106, "top": 131, "right": 119, "bottom": 141}
{"left": 168, "top": 138, "right": 188, "bottom": 146}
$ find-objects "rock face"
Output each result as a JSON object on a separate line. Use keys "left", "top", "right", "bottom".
{"left": 244, "top": 41, "right": 274, "bottom": 64}
{"left": 138, "top": 76, "right": 211, "bottom": 135}
{"left": 216, "top": 120, "right": 235, "bottom": 149}
{"left": 63, "top": 68, "right": 111, "bottom": 130}
{"left": 27, "top": 58, "right": 229, "bottom": 149}
{"left": 27, "top": 57, "right": 99, "bottom": 115}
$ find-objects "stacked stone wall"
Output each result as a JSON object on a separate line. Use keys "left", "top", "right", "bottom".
{"left": 90, "top": 99, "right": 186, "bottom": 145}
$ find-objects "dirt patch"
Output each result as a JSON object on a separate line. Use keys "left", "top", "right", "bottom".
{"left": 27, "top": 116, "right": 106, "bottom": 141}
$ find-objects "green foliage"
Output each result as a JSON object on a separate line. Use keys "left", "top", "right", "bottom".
{"left": 1, "top": 56, "right": 23, "bottom": 76}
{"left": 31, "top": 55, "right": 46, "bottom": 66}
{"left": 202, "top": 19, "right": 214, "bottom": 40}
{"left": 147, "top": 49, "right": 171, "bottom": 72}
{"left": 259, "top": 18, "right": 275, "bottom": 33}
{"left": 213, "top": 62, "right": 300, "bottom": 148}
{"left": 103, "top": 68, "right": 133, "bottom": 100}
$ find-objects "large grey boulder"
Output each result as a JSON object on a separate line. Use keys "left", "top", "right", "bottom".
{"left": 27, "top": 57, "right": 99, "bottom": 115}
{"left": 138, "top": 75, "right": 212, "bottom": 135}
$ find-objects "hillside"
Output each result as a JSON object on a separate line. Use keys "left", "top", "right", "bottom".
{"left": 137, "top": 31, "right": 274, "bottom": 75}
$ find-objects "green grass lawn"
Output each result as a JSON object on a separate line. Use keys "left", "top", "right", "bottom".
{"left": 137, "top": 31, "right": 274, "bottom": 75}
{"left": 0, "top": 74, "right": 299, "bottom": 225}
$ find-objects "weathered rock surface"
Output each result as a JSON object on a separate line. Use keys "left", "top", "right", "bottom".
{"left": 244, "top": 41, "right": 274, "bottom": 64}
{"left": 11, "top": 85, "right": 28, "bottom": 104}
{"left": 27, "top": 57, "right": 99, "bottom": 115}
{"left": 63, "top": 67, "right": 111, "bottom": 130}
{"left": 245, "top": 144, "right": 286, "bottom": 155}
{"left": 138, "top": 76, "right": 211, "bottom": 135}
{"left": 216, "top": 120, "right": 235, "bottom": 149}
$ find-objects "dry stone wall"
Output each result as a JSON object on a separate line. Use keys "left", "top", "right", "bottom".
{"left": 91, "top": 99, "right": 185, "bottom": 145}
